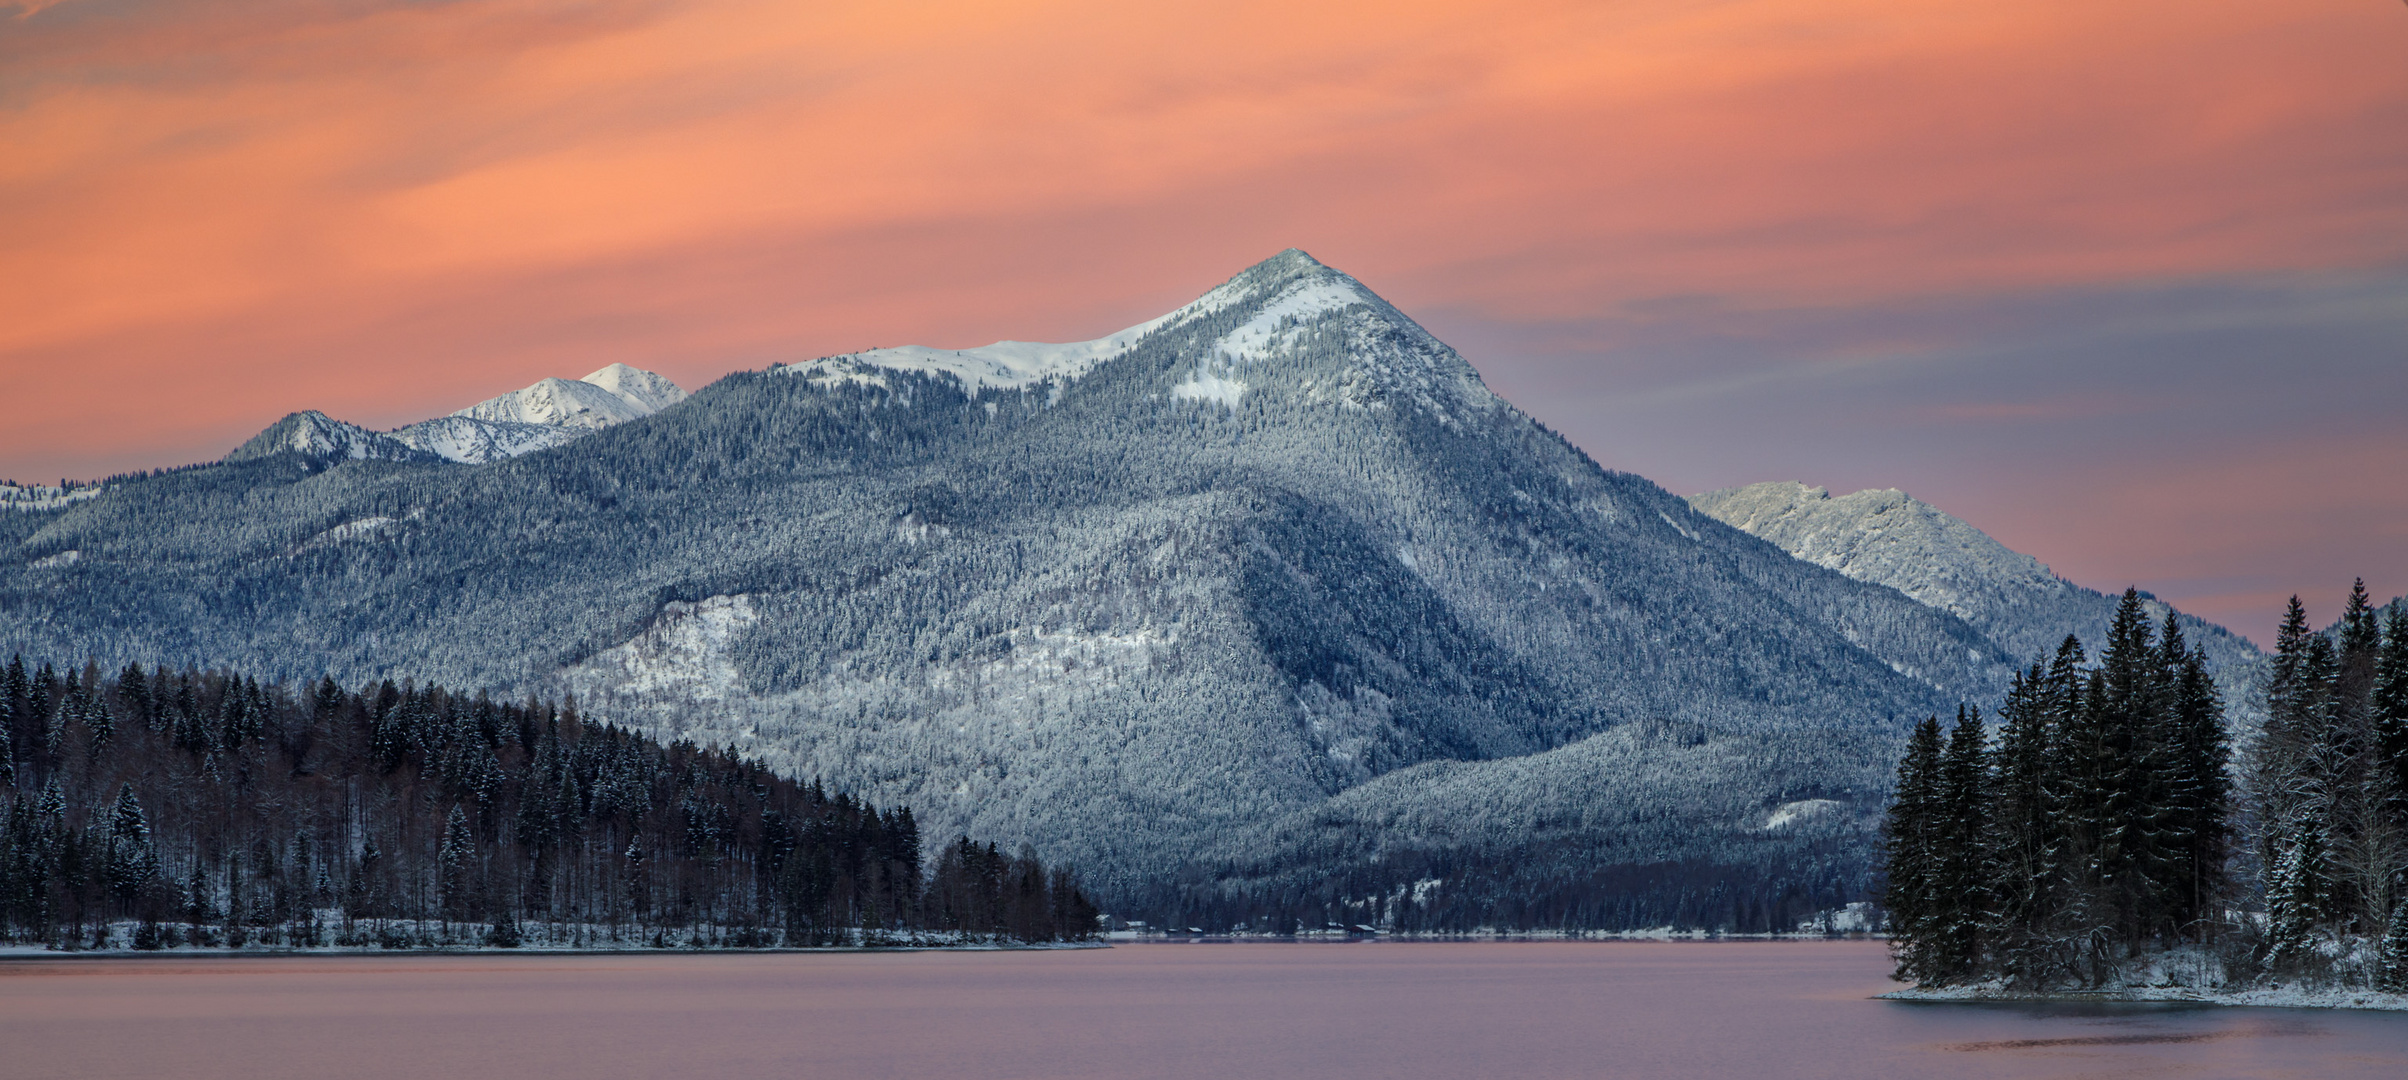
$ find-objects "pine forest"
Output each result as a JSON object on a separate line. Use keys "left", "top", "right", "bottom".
{"left": 0, "top": 656, "right": 1099, "bottom": 950}
{"left": 1882, "top": 583, "right": 2408, "bottom": 993}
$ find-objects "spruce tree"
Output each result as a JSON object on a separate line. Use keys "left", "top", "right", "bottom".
{"left": 2091, "top": 590, "right": 2178, "bottom": 943}
{"left": 2379, "top": 898, "right": 2408, "bottom": 994}
{"left": 439, "top": 804, "right": 475, "bottom": 925}
{"left": 1932, "top": 705, "right": 1991, "bottom": 980}
{"left": 1987, "top": 662, "right": 2061, "bottom": 982}
{"left": 102, "top": 784, "right": 158, "bottom": 914}
{"left": 2376, "top": 604, "right": 2408, "bottom": 834}
{"left": 1882, "top": 716, "right": 1945, "bottom": 983}
{"left": 2160, "top": 622, "right": 2230, "bottom": 940}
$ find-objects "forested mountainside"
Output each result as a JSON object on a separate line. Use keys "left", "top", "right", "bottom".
{"left": 0, "top": 656, "right": 1097, "bottom": 949}
{"left": 1, "top": 250, "right": 2018, "bottom": 927}
{"left": 1690, "top": 482, "right": 2263, "bottom": 685}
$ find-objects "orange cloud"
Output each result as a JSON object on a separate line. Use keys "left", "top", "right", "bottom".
{"left": 2, "top": 0, "right": 2404, "bottom": 479}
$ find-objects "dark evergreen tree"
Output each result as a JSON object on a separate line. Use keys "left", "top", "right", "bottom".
{"left": 1881, "top": 716, "right": 1945, "bottom": 983}
{"left": 101, "top": 784, "right": 158, "bottom": 916}
{"left": 2376, "top": 604, "right": 2408, "bottom": 833}
{"left": 2159, "top": 614, "right": 2230, "bottom": 939}
{"left": 1930, "top": 705, "right": 1991, "bottom": 980}
{"left": 2380, "top": 897, "right": 2408, "bottom": 994}
{"left": 439, "top": 804, "right": 475, "bottom": 924}
{"left": 1986, "top": 661, "right": 2060, "bottom": 983}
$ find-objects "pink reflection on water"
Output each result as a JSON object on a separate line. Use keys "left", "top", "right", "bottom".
{"left": 0, "top": 941, "right": 2401, "bottom": 1080}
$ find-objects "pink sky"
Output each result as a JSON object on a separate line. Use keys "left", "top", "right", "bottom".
{"left": 3, "top": 0, "right": 2404, "bottom": 637}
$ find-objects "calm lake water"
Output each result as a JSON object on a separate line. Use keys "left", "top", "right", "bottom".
{"left": 2, "top": 941, "right": 2403, "bottom": 1079}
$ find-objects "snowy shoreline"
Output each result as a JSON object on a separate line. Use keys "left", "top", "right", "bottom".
{"left": 0, "top": 940, "right": 1110, "bottom": 961}
{"left": 1881, "top": 982, "right": 2408, "bottom": 1012}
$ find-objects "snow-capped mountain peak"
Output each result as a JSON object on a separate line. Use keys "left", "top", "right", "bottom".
{"left": 771, "top": 248, "right": 1485, "bottom": 422}
{"left": 580, "top": 362, "right": 689, "bottom": 412}
{"left": 453, "top": 376, "right": 645, "bottom": 430}
{"left": 410, "top": 363, "right": 685, "bottom": 460}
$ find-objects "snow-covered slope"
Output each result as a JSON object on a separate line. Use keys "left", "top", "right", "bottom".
{"left": 771, "top": 258, "right": 1357, "bottom": 393}
{"left": 580, "top": 362, "right": 689, "bottom": 412}
{"left": 455, "top": 372, "right": 651, "bottom": 430}
{"left": 223, "top": 411, "right": 434, "bottom": 465}
{"left": 1688, "top": 481, "right": 2262, "bottom": 679}
{"left": 390, "top": 416, "right": 584, "bottom": 465}
{"left": 0, "top": 481, "right": 104, "bottom": 513}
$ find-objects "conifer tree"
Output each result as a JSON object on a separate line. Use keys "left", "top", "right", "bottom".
{"left": 2379, "top": 898, "right": 2408, "bottom": 994}
{"left": 102, "top": 784, "right": 158, "bottom": 914}
{"left": 1881, "top": 716, "right": 1945, "bottom": 983}
{"left": 439, "top": 805, "right": 475, "bottom": 924}
{"left": 2376, "top": 604, "right": 2408, "bottom": 834}
{"left": 2159, "top": 616, "right": 2230, "bottom": 938}
{"left": 1986, "top": 662, "right": 2060, "bottom": 981}
{"left": 1931, "top": 705, "right": 1991, "bottom": 979}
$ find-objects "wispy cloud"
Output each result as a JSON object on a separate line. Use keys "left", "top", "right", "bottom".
{"left": 2, "top": 0, "right": 2403, "bottom": 632}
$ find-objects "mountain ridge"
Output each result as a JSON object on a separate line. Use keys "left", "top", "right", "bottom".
{"left": 6, "top": 250, "right": 2077, "bottom": 929}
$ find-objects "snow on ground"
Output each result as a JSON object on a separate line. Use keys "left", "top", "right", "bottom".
{"left": 1210, "top": 277, "right": 1368, "bottom": 362}
{"left": 1883, "top": 946, "right": 2408, "bottom": 1011}
{"left": 776, "top": 308, "right": 1182, "bottom": 394}
{"left": 578, "top": 594, "right": 761, "bottom": 703}
{"left": 1885, "top": 981, "right": 2408, "bottom": 1011}
{"left": 392, "top": 415, "right": 584, "bottom": 464}
{"left": 451, "top": 364, "right": 686, "bottom": 431}
{"left": 0, "top": 918, "right": 1099, "bottom": 955}
{"left": 296, "top": 516, "right": 399, "bottom": 551}
{"left": 1762, "top": 799, "right": 1844, "bottom": 829}
{"left": 454, "top": 376, "right": 652, "bottom": 430}
{"left": 0, "top": 481, "right": 103, "bottom": 512}
{"left": 579, "top": 362, "right": 688, "bottom": 412}
{"left": 1171, "top": 371, "right": 1248, "bottom": 409}
{"left": 773, "top": 250, "right": 1374, "bottom": 395}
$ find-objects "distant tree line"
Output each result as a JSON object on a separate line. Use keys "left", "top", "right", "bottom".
{"left": 0, "top": 656, "right": 1096, "bottom": 949}
{"left": 1883, "top": 584, "right": 2408, "bottom": 991}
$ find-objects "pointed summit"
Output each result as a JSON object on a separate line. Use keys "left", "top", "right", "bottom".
{"left": 580, "top": 363, "right": 689, "bottom": 413}
{"left": 774, "top": 248, "right": 1484, "bottom": 406}
{"left": 225, "top": 410, "right": 433, "bottom": 464}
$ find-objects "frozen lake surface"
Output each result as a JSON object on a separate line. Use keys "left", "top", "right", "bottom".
{"left": 3, "top": 940, "right": 2404, "bottom": 1079}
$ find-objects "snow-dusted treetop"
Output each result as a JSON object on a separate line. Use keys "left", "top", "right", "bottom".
{"left": 772, "top": 248, "right": 1379, "bottom": 392}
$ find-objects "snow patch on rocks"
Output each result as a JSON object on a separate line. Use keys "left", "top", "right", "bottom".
{"left": 391, "top": 416, "right": 583, "bottom": 464}
{"left": 578, "top": 594, "right": 762, "bottom": 704}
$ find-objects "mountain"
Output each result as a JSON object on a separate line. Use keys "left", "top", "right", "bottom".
{"left": 1688, "top": 481, "right": 2265, "bottom": 718}
{"left": 2, "top": 250, "right": 2016, "bottom": 930}
{"left": 223, "top": 410, "right": 437, "bottom": 465}
{"left": 452, "top": 363, "right": 687, "bottom": 430}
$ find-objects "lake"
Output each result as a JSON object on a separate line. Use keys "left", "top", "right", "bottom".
{"left": 1, "top": 941, "right": 2402, "bottom": 1079}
